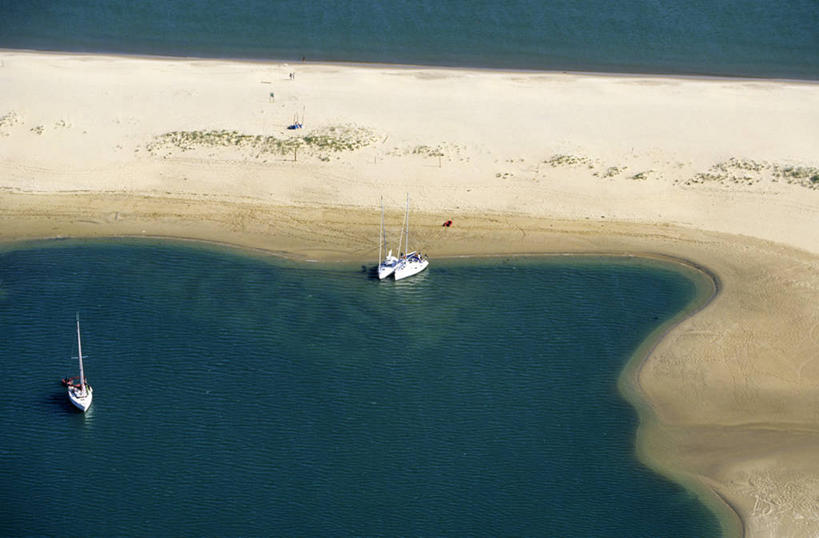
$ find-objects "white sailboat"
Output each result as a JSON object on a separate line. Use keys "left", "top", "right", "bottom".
{"left": 393, "top": 194, "right": 429, "bottom": 281}
{"left": 66, "top": 314, "right": 93, "bottom": 412}
{"left": 377, "top": 196, "right": 399, "bottom": 280}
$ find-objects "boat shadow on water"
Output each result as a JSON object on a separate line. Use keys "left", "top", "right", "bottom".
{"left": 362, "top": 264, "right": 380, "bottom": 279}
{"left": 362, "top": 264, "right": 431, "bottom": 284}
{"left": 46, "top": 390, "right": 84, "bottom": 414}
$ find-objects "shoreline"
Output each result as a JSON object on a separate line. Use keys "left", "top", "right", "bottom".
{"left": 0, "top": 195, "right": 814, "bottom": 538}
{"left": 616, "top": 255, "right": 736, "bottom": 535}
{"left": 3, "top": 50, "right": 819, "bottom": 536}
{"left": 3, "top": 47, "right": 818, "bottom": 84}
{"left": 0, "top": 208, "right": 777, "bottom": 537}
{"left": 0, "top": 231, "right": 738, "bottom": 535}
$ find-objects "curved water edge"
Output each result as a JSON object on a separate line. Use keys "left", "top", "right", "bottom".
{"left": 614, "top": 255, "right": 742, "bottom": 537}
{"left": 1, "top": 237, "right": 727, "bottom": 535}
{"left": 444, "top": 249, "right": 739, "bottom": 535}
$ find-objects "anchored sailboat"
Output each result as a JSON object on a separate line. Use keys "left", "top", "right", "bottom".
{"left": 65, "top": 314, "right": 93, "bottom": 412}
{"left": 377, "top": 196, "right": 399, "bottom": 280}
{"left": 393, "top": 194, "right": 429, "bottom": 281}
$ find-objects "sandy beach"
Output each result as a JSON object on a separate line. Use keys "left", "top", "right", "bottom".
{"left": 2, "top": 50, "right": 819, "bottom": 536}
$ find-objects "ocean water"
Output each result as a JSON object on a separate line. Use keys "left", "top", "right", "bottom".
{"left": 0, "top": 240, "right": 719, "bottom": 536}
{"left": 0, "top": 0, "right": 817, "bottom": 79}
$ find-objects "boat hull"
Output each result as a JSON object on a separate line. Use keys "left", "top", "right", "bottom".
{"left": 68, "top": 385, "right": 93, "bottom": 412}
{"left": 378, "top": 263, "right": 397, "bottom": 279}
{"left": 394, "top": 258, "right": 429, "bottom": 280}
{"left": 378, "top": 255, "right": 399, "bottom": 280}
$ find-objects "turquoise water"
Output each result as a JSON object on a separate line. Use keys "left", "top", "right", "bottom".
{"left": 1, "top": 0, "right": 817, "bottom": 79}
{"left": 0, "top": 240, "right": 719, "bottom": 536}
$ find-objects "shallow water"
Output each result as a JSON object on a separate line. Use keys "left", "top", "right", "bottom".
{"left": 0, "top": 240, "right": 719, "bottom": 536}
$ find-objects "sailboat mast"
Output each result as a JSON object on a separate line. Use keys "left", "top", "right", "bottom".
{"left": 379, "top": 197, "right": 383, "bottom": 263}
{"left": 397, "top": 199, "right": 404, "bottom": 257}
{"left": 76, "top": 314, "right": 85, "bottom": 393}
{"left": 405, "top": 194, "right": 410, "bottom": 253}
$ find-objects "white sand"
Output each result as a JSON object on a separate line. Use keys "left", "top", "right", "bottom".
{"left": 2, "top": 50, "right": 819, "bottom": 536}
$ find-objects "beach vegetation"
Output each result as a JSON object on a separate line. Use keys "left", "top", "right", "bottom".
{"left": 603, "top": 166, "right": 625, "bottom": 178}
{"left": 690, "top": 172, "right": 723, "bottom": 184}
{"left": 412, "top": 144, "right": 445, "bottom": 157}
{"left": 0, "top": 112, "right": 21, "bottom": 128}
{"left": 683, "top": 159, "right": 819, "bottom": 190}
{"left": 145, "top": 126, "right": 376, "bottom": 160}
{"left": 545, "top": 154, "right": 591, "bottom": 167}
{"left": 775, "top": 165, "right": 819, "bottom": 189}
{"left": 389, "top": 142, "right": 461, "bottom": 160}
{"left": 714, "top": 157, "right": 766, "bottom": 173}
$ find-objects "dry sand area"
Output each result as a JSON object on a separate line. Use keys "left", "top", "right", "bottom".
{"left": 2, "top": 50, "right": 819, "bottom": 536}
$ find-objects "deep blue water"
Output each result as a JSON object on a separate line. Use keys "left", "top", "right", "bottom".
{"left": 0, "top": 0, "right": 817, "bottom": 78}
{"left": 0, "top": 240, "right": 719, "bottom": 536}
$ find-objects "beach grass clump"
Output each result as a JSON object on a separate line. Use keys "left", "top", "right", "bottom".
{"left": 145, "top": 125, "right": 376, "bottom": 160}
{"left": 594, "top": 166, "right": 625, "bottom": 178}
{"left": 0, "top": 112, "right": 21, "bottom": 128}
{"left": 690, "top": 171, "right": 757, "bottom": 186}
{"left": 630, "top": 170, "right": 652, "bottom": 180}
{"left": 683, "top": 159, "right": 819, "bottom": 190}
{"left": 412, "top": 144, "right": 445, "bottom": 157}
{"left": 713, "top": 157, "right": 767, "bottom": 173}
{"left": 720, "top": 159, "right": 819, "bottom": 189}
{"left": 303, "top": 133, "right": 367, "bottom": 152}
{"left": 706, "top": 159, "right": 766, "bottom": 185}
{"left": 774, "top": 165, "right": 816, "bottom": 180}
{"left": 545, "top": 154, "right": 591, "bottom": 167}
{"left": 392, "top": 142, "right": 462, "bottom": 160}
{"left": 773, "top": 165, "right": 819, "bottom": 189}
{"left": 30, "top": 125, "right": 45, "bottom": 135}
{"left": 688, "top": 172, "right": 725, "bottom": 185}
